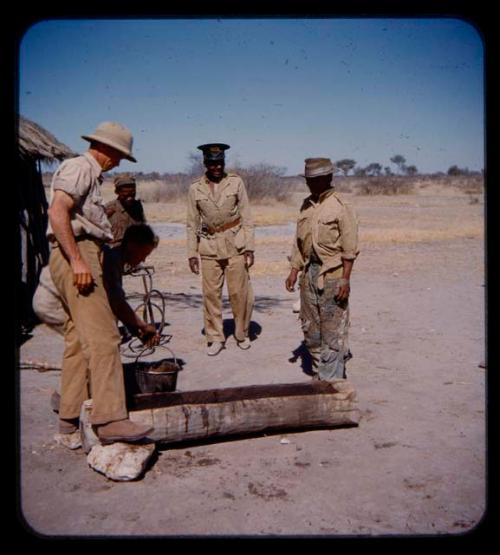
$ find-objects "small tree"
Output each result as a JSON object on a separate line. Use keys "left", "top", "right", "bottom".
{"left": 390, "top": 154, "right": 406, "bottom": 174}
{"left": 186, "top": 151, "right": 205, "bottom": 177}
{"left": 405, "top": 165, "right": 418, "bottom": 176}
{"left": 336, "top": 159, "right": 356, "bottom": 177}
{"left": 447, "top": 165, "right": 470, "bottom": 176}
{"left": 365, "top": 163, "right": 382, "bottom": 177}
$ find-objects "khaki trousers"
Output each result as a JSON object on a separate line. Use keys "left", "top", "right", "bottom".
{"left": 49, "top": 239, "right": 128, "bottom": 425}
{"left": 200, "top": 255, "right": 254, "bottom": 343}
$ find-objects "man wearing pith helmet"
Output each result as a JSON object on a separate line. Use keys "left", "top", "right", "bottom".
{"left": 285, "top": 157, "right": 359, "bottom": 381}
{"left": 186, "top": 143, "right": 255, "bottom": 356}
{"left": 47, "top": 121, "right": 155, "bottom": 445}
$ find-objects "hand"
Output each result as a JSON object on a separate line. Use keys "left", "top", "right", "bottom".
{"left": 138, "top": 324, "right": 161, "bottom": 347}
{"left": 285, "top": 269, "right": 299, "bottom": 292}
{"left": 334, "top": 278, "right": 350, "bottom": 302}
{"left": 244, "top": 251, "right": 255, "bottom": 269}
{"left": 188, "top": 257, "right": 200, "bottom": 275}
{"left": 71, "top": 258, "right": 95, "bottom": 294}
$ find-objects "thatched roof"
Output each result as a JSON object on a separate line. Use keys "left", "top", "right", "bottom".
{"left": 18, "top": 115, "right": 77, "bottom": 163}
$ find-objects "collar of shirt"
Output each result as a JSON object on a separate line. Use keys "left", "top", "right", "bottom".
{"left": 83, "top": 151, "right": 104, "bottom": 182}
{"left": 314, "top": 188, "right": 335, "bottom": 204}
{"left": 303, "top": 188, "right": 335, "bottom": 210}
{"left": 198, "top": 173, "right": 226, "bottom": 198}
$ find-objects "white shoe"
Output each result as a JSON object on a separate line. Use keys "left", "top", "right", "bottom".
{"left": 207, "top": 342, "right": 224, "bottom": 356}
{"left": 236, "top": 337, "right": 251, "bottom": 350}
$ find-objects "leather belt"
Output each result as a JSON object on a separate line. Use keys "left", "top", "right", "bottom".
{"left": 205, "top": 217, "right": 241, "bottom": 235}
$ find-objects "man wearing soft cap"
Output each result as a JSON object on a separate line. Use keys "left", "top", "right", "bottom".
{"left": 47, "top": 121, "right": 155, "bottom": 444}
{"left": 105, "top": 173, "right": 146, "bottom": 247}
{"left": 285, "top": 158, "right": 359, "bottom": 380}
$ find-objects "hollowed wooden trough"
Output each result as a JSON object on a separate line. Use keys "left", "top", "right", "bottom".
{"left": 81, "top": 380, "right": 359, "bottom": 453}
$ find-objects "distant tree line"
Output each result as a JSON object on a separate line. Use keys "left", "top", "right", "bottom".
{"left": 41, "top": 152, "right": 483, "bottom": 190}
{"left": 334, "top": 155, "right": 482, "bottom": 178}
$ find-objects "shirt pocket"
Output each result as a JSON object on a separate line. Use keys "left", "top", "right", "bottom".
{"left": 317, "top": 217, "right": 340, "bottom": 245}
{"left": 194, "top": 191, "right": 212, "bottom": 218}
{"left": 221, "top": 183, "right": 239, "bottom": 210}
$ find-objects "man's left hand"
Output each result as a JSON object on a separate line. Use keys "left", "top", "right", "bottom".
{"left": 334, "top": 279, "right": 350, "bottom": 302}
{"left": 244, "top": 251, "right": 255, "bottom": 269}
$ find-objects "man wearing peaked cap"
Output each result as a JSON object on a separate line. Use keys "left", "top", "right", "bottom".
{"left": 187, "top": 142, "right": 255, "bottom": 356}
{"left": 197, "top": 143, "right": 230, "bottom": 161}
{"left": 46, "top": 121, "right": 156, "bottom": 445}
{"left": 285, "top": 157, "right": 360, "bottom": 381}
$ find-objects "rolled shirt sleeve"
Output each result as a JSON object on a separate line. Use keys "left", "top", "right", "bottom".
{"left": 237, "top": 179, "right": 255, "bottom": 252}
{"left": 289, "top": 227, "right": 305, "bottom": 271}
{"left": 186, "top": 184, "right": 201, "bottom": 259}
{"left": 338, "top": 202, "right": 360, "bottom": 260}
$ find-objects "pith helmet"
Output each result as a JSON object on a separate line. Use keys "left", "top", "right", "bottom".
{"left": 82, "top": 121, "right": 137, "bottom": 163}
{"left": 197, "top": 143, "right": 230, "bottom": 161}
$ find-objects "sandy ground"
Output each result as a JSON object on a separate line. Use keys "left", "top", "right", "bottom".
{"left": 16, "top": 186, "right": 487, "bottom": 539}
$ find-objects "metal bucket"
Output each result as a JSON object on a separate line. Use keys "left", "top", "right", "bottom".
{"left": 133, "top": 344, "right": 181, "bottom": 394}
{"left": 135, "top": 359, "right": 180, "bottom": 393}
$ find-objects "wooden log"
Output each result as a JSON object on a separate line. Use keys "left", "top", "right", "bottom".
{"left": 127, "top": 379, "right": 353, "bottom": 411}
{"left": 128, "top": 379, "right": 359, "bottom": 445}
{"left": 81, "top": 380, "right": 359, "bottom": 450}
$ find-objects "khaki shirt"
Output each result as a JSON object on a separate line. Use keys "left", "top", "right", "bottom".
{"left": 186, "top": 173, "right": 255, "bottom": 259}
{"left": 46, "top": 152, "right": 113, "bottom": 242}
{"left": 290, "top": 189, "right": 359, "bottom": 288}
{"left": 105, "top": 199, "right": 146, "bottom": 246}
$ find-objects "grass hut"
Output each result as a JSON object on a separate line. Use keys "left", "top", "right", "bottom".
{"left": 17, "top": 115, "right": 76, "bottom": 340}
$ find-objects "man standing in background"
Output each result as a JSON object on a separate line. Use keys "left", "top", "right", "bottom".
{"left": 285, "top": 158, "right": 359, "bottom": 381}
{"left": 186, "top": 143, "right": 255, "bottom": 356}
{"left": 105, "top": 174, "right": 146, "bottom": 247}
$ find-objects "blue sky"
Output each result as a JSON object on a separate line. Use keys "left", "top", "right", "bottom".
{"left": 18, "top": 17, "right": 484, "bottom": 175}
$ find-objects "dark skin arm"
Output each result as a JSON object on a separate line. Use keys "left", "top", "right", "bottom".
{"left": 188, "top": 256, "right": 200, "bottom": 274}
{"left": 335, "top": 259, "right": 354, "bottom": 302}
{"left": 108, "top": 295, "right": 160, "bottom": 347}
{"left": 285, "top": 267, "right": 300, "bottom": 292}
{"left": 244, "top": 251, "right": 254, "bottom": 269}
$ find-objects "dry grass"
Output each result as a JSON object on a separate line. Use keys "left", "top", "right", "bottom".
{"left": 143, "top": 200, "right": 300, "bottom": 226}
{"left": 360, "top": 225, "right": 483, "bottom": 244}
{"left": 111, "top": 179, "right": 485, "bottom": 280}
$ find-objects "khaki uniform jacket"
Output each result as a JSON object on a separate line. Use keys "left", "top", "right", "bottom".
{"left": 186, "top": 173, "right": 255, "bottom": 260}
{"left": 290, "top": 189, "right": 359, "bottom": 288}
